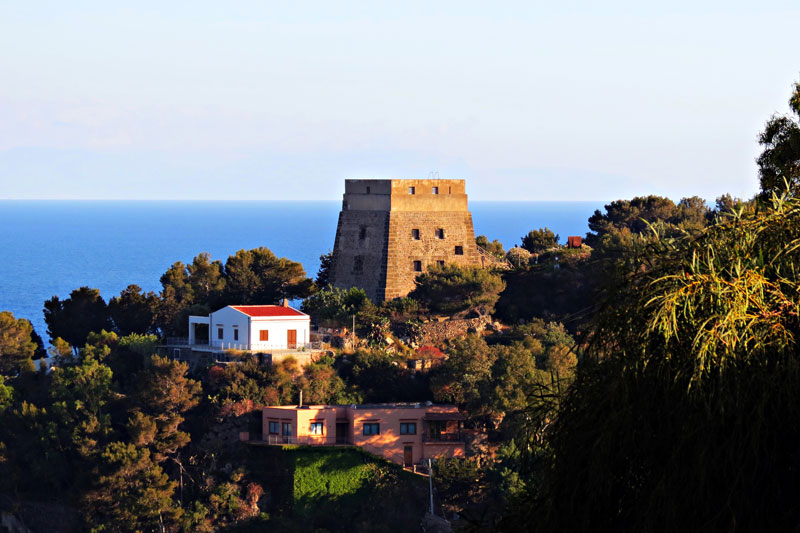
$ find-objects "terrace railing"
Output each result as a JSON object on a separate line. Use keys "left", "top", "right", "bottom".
{"left": 476, "top": 245, "right": 512, "bottom": 269}
{"left": 161, "top": 338, "right": 323, "bottom": 352}
{"left": 265, "top": 434, "right": 346, "bottom": 446}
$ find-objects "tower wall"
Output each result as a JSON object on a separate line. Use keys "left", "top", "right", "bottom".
{"left": 383, "top": 211, "right": 479, "bottom": 300}
{"left": 330, "top": 179, "right": 481, "bottom": 302}
{"left": 329, "top": 209, "right": 390, "bottom": 303}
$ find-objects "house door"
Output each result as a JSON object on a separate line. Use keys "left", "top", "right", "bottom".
{"left": 336, "top": 422, "right": 348, "bottom": 444}
{"left": 403, "top": 446, "right": 413, "bottom": 468}
{"left": 287, "top": 329, "right": 297, "bottom": 349}
{"left": 282, "top": 422, "right": 292, "bottom": 444}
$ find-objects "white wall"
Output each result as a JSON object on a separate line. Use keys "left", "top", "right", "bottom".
{"left": 248, "top": 316, "right": 310, "bottom": 350}
{"left": 209, "top": 306, "right": 250, "bottom": 349}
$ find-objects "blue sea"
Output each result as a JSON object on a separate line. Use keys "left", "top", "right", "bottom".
{"left": 0, "top": 200, "right": 603, "bottom": 341}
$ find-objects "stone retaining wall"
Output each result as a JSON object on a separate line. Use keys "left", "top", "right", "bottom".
{"left": 418, "top": 316, "right": 492, "bottom": 345}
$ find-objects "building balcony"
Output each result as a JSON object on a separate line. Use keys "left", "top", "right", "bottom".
{"left": 422, "top": 431, "right": 465, "bottom": 443}
{"left": 264, "top": 434, "right": 346, "bottom": 446}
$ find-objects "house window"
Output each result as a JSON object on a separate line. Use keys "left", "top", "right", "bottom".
{"left": 233, "top": 328, "right": 239, "bottom": 341}
{"left": 353, "top": 256, "right": 364, "bottom": 273}
{"left": 437, "top": 260, "right": 445, "bottom": 267}
{"left": 359, "top": 226, "right": 367, "bottom": 240}
{"left": 260, "top": 330, "right": 269, "bottom": 341}
{"left": 413, "top": 261, "right": 422, "bottom": 272}
{"left": 408, "top": 186, "right": 415, "bottom": 195}
{"left": 363, "top": 423, "right": 380, "bottom": 436}
{"left": 455, "top": 246, "right": 464, "bottom": 255}
{"left": 432, "top": 186, "right": 439, "bottom": 194}
{"left": 435, "top": 228, "right": 444, "bottom": 239}
{"left": 269, "top": 421, "right": 279, "bottom": 434}
{"left": 411, "top": 229, "right": 420, "bottom": 240}
{"left": 217, "top": 327, "right": 224, "bottom": 340}
{"left": 310, "top": 422, "right": 324, "bottom": 435}
{"left": 400, "top": 422, "right": 417, "bottom": 435}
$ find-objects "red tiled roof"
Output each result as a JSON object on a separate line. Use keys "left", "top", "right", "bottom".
{"left": 230, "top": 305, "right": 307, "bottom": 318}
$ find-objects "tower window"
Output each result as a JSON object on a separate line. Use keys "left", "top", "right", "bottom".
{"left": 411, "top": 229, "right": 420, "bottom": 240}
{"left": 455, "top": 246, "right": 464, "bottom": 255}
{"left": 354, "top": 256, "right": 364, "bottom": 273}
{"left": 435, "top": 228, "right": 445, "bottom": 239}
{"left": 408, "top": 186, "right": 415, "bottom": 195}
{"left": 366, "top": 186, "right": 371, "bottom": 194}
{"left": 413, "top": 261, "right": 422, "bottom": 272}
{"left": 437, "top": 260, "right": 445, "bottom": 267}
{"left": 432, "top": 186, "right": 439, "bottom": 194}
{"left": 359, "top": 226, "right": 367, "bottom": 240}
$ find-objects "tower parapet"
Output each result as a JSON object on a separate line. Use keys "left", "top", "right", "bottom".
{"left": 330, "top": 179, "right": 481, "bottom": 302}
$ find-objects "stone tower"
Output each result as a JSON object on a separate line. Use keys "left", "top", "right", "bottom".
{"left": 329, "top": 179, "right": 482, "bottom": 302}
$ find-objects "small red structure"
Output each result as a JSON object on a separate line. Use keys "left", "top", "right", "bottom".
{"left": 567, "top": 236, "right": 582, "bottom": 249}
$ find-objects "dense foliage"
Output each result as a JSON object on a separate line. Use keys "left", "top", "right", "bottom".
{"left": 301, "top": 286, "right": 371, "bottom": 326}
{"left": 503, "top": 191, "right": 800, "bottom": 532}
{"left": 409, "top": 264, "right": 505, "bottom": 315}
{"left": 476, "top": 235, "right": 506, "bottom": 258}
{"left": 521, "top": 227, "right": 559, "bottom": 253}
{"left": 0, "top": 311, "right": 37, "bottom": 375}
{"left": 41, "top": 247, "right": 314, "bottom": 348}
{"left": 758, "top": 81, "right": 800, "bottom": 196}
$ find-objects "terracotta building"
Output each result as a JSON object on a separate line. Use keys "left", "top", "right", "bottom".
{"left": 329, "top": 179, "right": 488, "bottom": 302}
{"left": 261, "top": 403, "right": 466, "bottom": 468}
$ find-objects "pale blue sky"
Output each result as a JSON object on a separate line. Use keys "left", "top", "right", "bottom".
{"left": 1, "top": 1, "right": 798, "bottom": 201}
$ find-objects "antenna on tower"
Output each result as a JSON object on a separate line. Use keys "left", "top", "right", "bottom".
{"left": 428, "top": 171, "right": 439, "bottom": 179}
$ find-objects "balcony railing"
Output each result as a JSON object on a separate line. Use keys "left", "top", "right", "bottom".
{"left": 422, "top": 431, "right": 465, "bottom": 443}
{"left": 162, "top": 338, "right": 322, "bottom": 352}
{"left": 265, "top": 434, "right": 349, "bottom": 446}
{"left": 213, "top": 341, "right": 322, "bottom": 352}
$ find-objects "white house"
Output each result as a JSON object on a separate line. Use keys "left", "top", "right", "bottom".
{"left": 188, "top": 303, "right": 311, "bottom": 351}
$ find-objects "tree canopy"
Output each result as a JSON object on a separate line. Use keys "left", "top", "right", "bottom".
{"left": 316, "top": 251, "right": 334, "bottom": 287}
{"left": 521, "top": 191, "right": 800, "bottom": 532}
{"left": 758, "top": 80, "right": 800, "bottom": 196}
{"left": 301, "top": 286, "right": 372, "bottom": 325}
{"left": 585, "top": 195, "right": 709, "bottom": 249}
{"left": 223, "top": 247, "right": 313, "bottom": 305}
{"left": 108, "top": 284, "right": 159, "bottom": 336}
{"left": 521, "top": 227, "right": 559, "bottom": 253}
{"left": 409, "top": 264, "right": 505, "bottom": 315}
{"left": 0, "top": 311, "right": 36, "bottom": 375}
{"left": 44, "top": 287, "right": 112, "bottom": 349}
{"left": 476, "top": 235, "right": 506, "bottom": 258}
